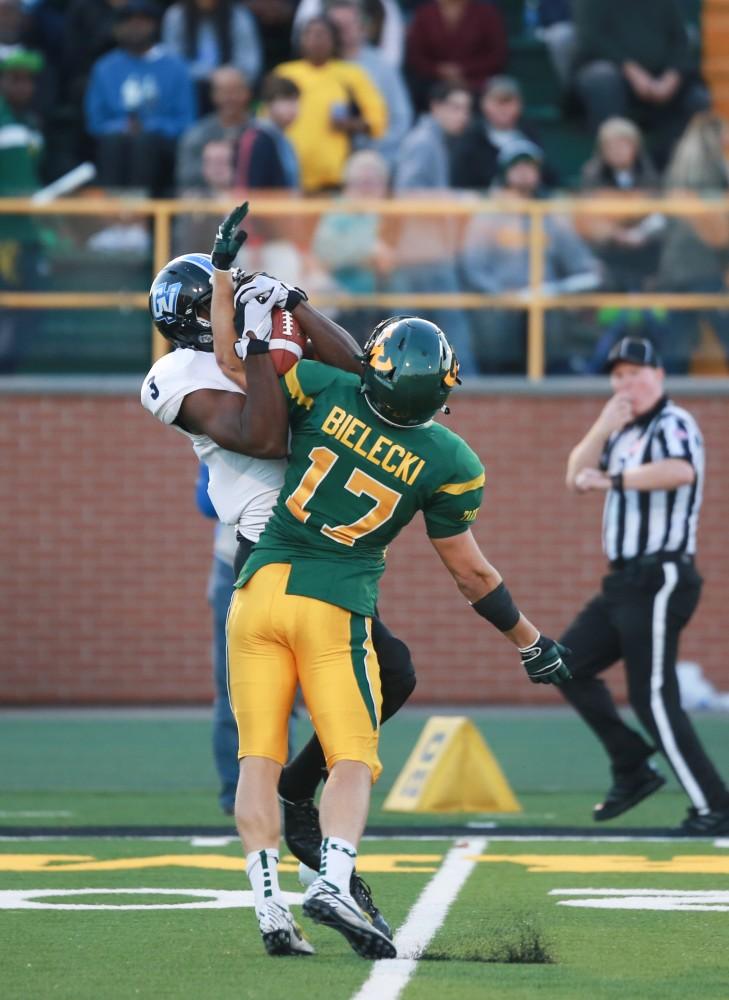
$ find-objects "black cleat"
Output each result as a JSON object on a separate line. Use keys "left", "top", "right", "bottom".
{"left": 679, "top": 806, "right": 729, "bottom": 836}
{"left": 593, "top": 762, "right": 666, "bottom": 821}
{"left": 281, "top": 796, "right": 322, "bottom": 871}
{"left": 350, "top": 873, "right": 393, "bottom": 940}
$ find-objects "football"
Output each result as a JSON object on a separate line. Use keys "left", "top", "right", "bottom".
{"left": 269, "top": 306, "right": 306, "bottom": 375}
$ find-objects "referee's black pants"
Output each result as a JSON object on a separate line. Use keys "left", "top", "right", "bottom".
{"left": 559, "top": 557, "right": 729, "bottom": 813}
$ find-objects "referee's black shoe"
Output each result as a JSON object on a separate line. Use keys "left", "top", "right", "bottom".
{"left": 593, "top": 761, "right": 666, "bottom": 821}
{"left": 678, "top": 806, "right": 729, "bottom": 836}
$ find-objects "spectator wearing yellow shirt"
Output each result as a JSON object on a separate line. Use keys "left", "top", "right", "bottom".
{"left": 274, "top": 17, "right": 387, "bottom": 192}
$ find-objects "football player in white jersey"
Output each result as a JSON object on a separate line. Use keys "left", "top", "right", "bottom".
{"left": 143, "top": 253, "right": 289, "bottom": 539}
{"left": 141, "top": 248, "right": 413, "bottom": 954}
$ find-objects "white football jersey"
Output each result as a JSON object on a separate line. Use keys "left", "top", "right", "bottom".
{"left": 141, "top": 348, "right": 286, "bottom": 541}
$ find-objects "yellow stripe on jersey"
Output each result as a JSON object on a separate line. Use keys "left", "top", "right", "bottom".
{"left": 435, "top": 472, "right": 485, "bottom": 496}
{"left": 284, "top": 364, "right": 314, "bottom": 411}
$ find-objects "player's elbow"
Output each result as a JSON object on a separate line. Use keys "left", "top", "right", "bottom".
{"left": 451, "top": 563, "right": 501, "bottom": 604}
{"left": 216, "top": 354, "right": 239, "bottom": 376}
{"left": 565, "top": 453, "right": 582, "bottom": 492}
{"left": 214, "top": 343, "right": 241, "bottom": 374}
{"left": 248, "top": 439, "right": 288, "bottom": 460}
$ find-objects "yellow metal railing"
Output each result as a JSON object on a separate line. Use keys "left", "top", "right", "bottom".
{"left": 1, "top": 195, "right": 729, "bottom": 377}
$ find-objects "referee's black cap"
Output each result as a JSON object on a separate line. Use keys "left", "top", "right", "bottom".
{"left": 606, "top": 337, "right": 662, "bottom": 372}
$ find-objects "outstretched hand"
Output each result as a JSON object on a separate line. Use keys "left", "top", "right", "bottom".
{"left": 519, "top": 634, "right": 572, "bottom": 685}
{"left": 211, "top": 202, "right": 249, "bottom": 271}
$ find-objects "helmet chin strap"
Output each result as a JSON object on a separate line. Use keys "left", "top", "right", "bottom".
{"left": 361, "top": 390, "right": 433, "bottom": 429}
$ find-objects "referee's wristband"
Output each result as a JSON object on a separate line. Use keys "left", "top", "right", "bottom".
{"left": 610, "top": 471, "right": 624, "bottom": 491}
{"left": 245, "top": 338, "right": 270, "bottom": 356}
{"left": 471, "top": 582, "right": 521, "bottom": 632}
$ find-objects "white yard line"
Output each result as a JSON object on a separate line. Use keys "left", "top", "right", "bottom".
{"left": 350, "top": 836, "right": 486, "bottom": 1000}
{"left": 0, "top": 811, "right": 72, "bottom": 818}
{"left": 0, "top": 833, "right": 721, "bottom": 844}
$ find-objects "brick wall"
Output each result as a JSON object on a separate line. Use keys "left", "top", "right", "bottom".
{"left": 1, "top": 391, "right": 727, "bottom": 704}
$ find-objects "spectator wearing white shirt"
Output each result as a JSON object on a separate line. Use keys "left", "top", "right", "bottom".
{"left": 328, "top": 0, "right": 412, "bottom": 166}
{"left": 162, "top": 0, "right": 262, "bottom": 110}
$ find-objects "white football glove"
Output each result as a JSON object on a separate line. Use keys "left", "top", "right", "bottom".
{"left": 231, "top": 272, "right": 307, "bottom": 359}
{"left": 234, "top": 270, "right": 307, "bottom": 309}
{"left": 231, "top": 273, "right": 281, "bottom": 359}
{"left": 233, "top": 271, "right": 289, "bottom": 310}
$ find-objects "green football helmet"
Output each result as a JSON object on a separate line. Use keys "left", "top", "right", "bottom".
{"left": 360, "top": 316, "right": 460, "bottom": 428}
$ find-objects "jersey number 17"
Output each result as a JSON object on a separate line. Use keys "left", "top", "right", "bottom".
{"left": 286, "top": 446, "right": 401, "bottom": 547}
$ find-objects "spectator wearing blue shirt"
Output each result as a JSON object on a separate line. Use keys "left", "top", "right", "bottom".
{"left": 328, "top": 0, "right": 413, "bottom": 168}
{"left": 84, "top": 1, "right": 197, "bottom": 195}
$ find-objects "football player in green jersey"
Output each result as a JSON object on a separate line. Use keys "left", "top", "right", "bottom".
{"left": 211, "top": 206, "right": 571, "bottom": 961}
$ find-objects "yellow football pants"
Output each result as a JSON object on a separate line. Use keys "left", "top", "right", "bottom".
{"left": 227, "top": 563, "right": 382, "bottom": 780}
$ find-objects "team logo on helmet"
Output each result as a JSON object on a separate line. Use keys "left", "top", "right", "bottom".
{"left": 369, "top": 323, "right": 396, "bottom": 372}
{"left": 150, "top": 281, "right": 182, "bottom": 324}
{"left": 443, "top": 352, "right": 460, "bottom": 388}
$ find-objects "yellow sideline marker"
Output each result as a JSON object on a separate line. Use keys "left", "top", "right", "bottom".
{"left": 383, "top": 716, "right": 521, "bottom": 813}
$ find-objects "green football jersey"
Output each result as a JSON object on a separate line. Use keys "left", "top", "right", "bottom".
{"left": 237, "top": 361, "right": 485, "bottom": 615}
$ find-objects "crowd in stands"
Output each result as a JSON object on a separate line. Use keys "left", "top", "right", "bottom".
{"left": 1, "top": 0, "right": 728, "bottom": 375}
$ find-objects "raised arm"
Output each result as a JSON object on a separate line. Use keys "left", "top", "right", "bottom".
{"left": 565, "top": 393, "right": 632, "bottom": 491}
{"left": 291, "top": 300, "right": 362, "bottom": 375}
{"left": 231, "top": 277, "right": 363, "bottom": 375}
{"left": 208, "top": 265, "right": 288, "bottom": 457}
{"left": 210, "top": 202, "right": 251, "bottom": 390}
{"left": 210, "top": 200, "right": 363, "bottom": 384}
{"left": 212, "top": 268, "right": 247, "bottom": 390}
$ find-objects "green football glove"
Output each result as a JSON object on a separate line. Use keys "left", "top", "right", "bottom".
{"left": 519, "top": 634, "right": 572, "bottom": 686}
{"left": 211, "top": 201, "right": 249, "bottom": 271}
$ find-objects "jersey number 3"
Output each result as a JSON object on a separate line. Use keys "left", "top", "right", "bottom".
{"left": 286, "top": 446, "right": 401, "bottom": 547}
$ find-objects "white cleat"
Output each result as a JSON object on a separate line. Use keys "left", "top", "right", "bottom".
{"left": 257, "top": 900, "right": 315, "bottom": 957}
{"left": 302, "top": 878, "right": 397, "bottom": 960}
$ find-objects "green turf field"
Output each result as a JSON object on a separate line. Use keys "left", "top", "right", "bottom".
{"left": 1, "top": 708, "right": 728, "bottom": 999}
{"left": 2, "top": 707, "right": 728, "bottom": 828}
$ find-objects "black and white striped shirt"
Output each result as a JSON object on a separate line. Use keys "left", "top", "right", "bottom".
{"left": 600, "top": 396, "right": 704, "bottom": 563}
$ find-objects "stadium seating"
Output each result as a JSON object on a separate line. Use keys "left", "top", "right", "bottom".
{"left": 22, "top": 250, "right": 151, "bottom": 374}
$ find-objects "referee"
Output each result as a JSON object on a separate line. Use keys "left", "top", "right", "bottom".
{"left": 560, "top": 336, "right": 729, "bottom": 835}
